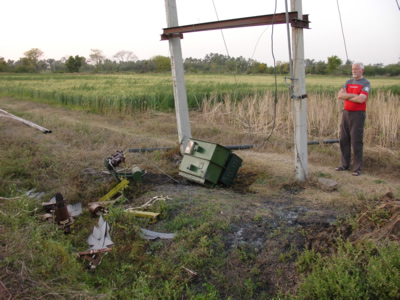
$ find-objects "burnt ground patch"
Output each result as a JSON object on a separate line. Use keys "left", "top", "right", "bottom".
{"left": 127, "top": 174, "right": 353, "bottom": 297}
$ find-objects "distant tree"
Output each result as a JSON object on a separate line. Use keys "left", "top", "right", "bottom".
{"left": 314, "top": 60, "right": 327, "bottom": 75}
{"left": 46, "top": 59, "right": 56, "bottom": 72}
{"left": 305, "top": 59, "right": 315, "bottom": 74}
{"left": 327, "top": 55, "right": 342, "bottom": 74}
{"left": 251, "top": 61, "right": 267, "bottom": 74}
{"left": 151, "top": 55, "right": 171, "bottom": 72}
{"left": 276, "top": 61, "right": 289, "bottom": 74}
{"left": 23, "top": 48, "right": 44, "bottom": 72}
{"left": 113, "top": 50, "right": 138, "bottom": 63}
{"left": 103, "top": 59, "right": 118, "bottom": 72}
{"left": 235, "top": 56, "right": 252, "bottom": 73}
{"left": 65, "top": 55, "right": 85, "bottom": 72}
{"left": 0, "top": 57, "right": 8, "bottom": 72}
{"left": 89, "top": 49, "right": 105, "bottom": 70}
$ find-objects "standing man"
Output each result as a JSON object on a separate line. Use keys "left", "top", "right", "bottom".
{"left": 335, "top": 62, "right": 371, "bottom": 176}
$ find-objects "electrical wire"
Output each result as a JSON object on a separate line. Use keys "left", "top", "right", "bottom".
{"left": 211, "top": 0, "right": 238, "bottom": 84}
{"left": 263, "top": 0, "right": 279, "bottom": 142}
{"left": 251, "top": 27, "right": 270, "bottom": 60}
{"left": 336, "top": 0, "right": 349, "bottom": 63}
{"left": 396, "top": 0, "right": 400, "bottom": 10}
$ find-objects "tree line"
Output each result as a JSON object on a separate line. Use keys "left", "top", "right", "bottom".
{"left": 1, "top": 48, "right": 399, "bottom": 76}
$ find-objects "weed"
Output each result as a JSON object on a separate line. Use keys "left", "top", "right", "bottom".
{"left": 269, "top": 227, "right": 282, "bottom": 238}
{"left": 313, "top": 171, "right": 332, "bottom": 178}
{"left": 296, "top": 239, "right": 400, "bottom": 299}
{"left": 373, "top": 179, "right": 386, "bottom": 184}
{"left": 253, "top": 213, "right": 262, "bottom": 222}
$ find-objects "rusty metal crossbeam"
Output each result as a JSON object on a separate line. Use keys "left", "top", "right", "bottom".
{"left": 161, "top": 12, "right": 309, "bottom": 40}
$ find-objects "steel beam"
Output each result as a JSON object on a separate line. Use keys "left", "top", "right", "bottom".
{"left": 161, "top": 12, "right": 309, "bottom": 40}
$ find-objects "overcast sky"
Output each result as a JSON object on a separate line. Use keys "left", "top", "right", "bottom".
{"left": 1, "top": 0, "right": 399, "bottom": 66}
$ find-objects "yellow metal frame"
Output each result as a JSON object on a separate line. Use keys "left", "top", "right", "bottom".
{"left": 99, "top": 179, "right": 129, "bottom": 202}
{"left": 125, "top": 210, "right": 160, "bottom": 223}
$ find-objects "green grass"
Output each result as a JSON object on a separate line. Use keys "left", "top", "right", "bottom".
{"left": 296, "top": 239, "right": 400, "bottom": 299}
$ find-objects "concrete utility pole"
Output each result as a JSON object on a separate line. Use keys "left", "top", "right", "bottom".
{"left": 164, "top": 0, "right": 192, "bottom": 154}
{"left": 291, "top": 0, "right": 309, "bottom": 181}
{"left": 162, "top": 1, "right": 309, "bottom": 180}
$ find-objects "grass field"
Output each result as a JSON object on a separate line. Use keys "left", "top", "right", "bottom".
{"left": 0, "top": 73, "right": 399, "bottom": 113}
{"left": 3, "top": 72, "right": 398, "bottom": 148}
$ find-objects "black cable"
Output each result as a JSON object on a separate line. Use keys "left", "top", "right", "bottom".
{"left": 396, "top": 0, "right": 400, "bottom": 10}
{"left": 336, "top": 0, "right": 349, "bottom": 63}
{"left": 264, "top": 0, "right": 278, "bottom": 141}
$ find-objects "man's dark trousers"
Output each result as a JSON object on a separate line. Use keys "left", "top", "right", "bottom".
{"left": 339, "top": 110, "right": 366, "bottom": 172}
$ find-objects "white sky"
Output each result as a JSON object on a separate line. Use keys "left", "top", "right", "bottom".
{"left": 1, "top": 0, "right": 399, "bottom": 66}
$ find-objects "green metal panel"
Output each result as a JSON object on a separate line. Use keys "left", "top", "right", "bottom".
{"left": 179, "top": 155, "right": 223, "bottom": 186}
{"left": 184, "top": 139, "right": 230, "bottom": 167}
{"left": 219, "top": 154, "right": 242, "bottom": 186}
{"left": 180, "top": 138, "right": 242, "bottom": 187}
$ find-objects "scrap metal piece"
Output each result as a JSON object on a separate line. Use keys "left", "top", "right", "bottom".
{"left": 54, "top": 193, "right": 73, "bottom": 226}
{"left": 41, "top": 213, "right": 54, "bottom": 222}
{"left": 125, "top": 210, "right": 160, "bottom": 223}
{"left": 87, "top": 215, "right": 114, "bottom": 250}
{"left": 88, "top": 203, "right": 106, "bottom": 216}
{"left": 43, "top": 196, "right": 81, "bottom": 218}
{"left": 78, "top": 216, "right": 114, "bottom": 271}
{"left": 99, "top": 179, "right": 129, "bottom": 202}
{"left": 88, "top": 200, "right": 116, "bottom": 216}
{"left": 77, "top": 248, "right": 112, "bottom": 272}
{"left": 26, "top": 189, "right": 45, "bottom": 199}
{"left": 105, "top": 150, "right": 125, "bottom": 169}
{"left": 139, "top": 228, "right": 176, "bottom": 240}
{"left": 42, "top": 196, "right": 56, "bottom": 213}
{"left": 67, "top": 202, "right": 82, "bottom": 217}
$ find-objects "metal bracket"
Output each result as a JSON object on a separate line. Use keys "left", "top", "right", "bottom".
{"left": 161, "top": 33, "right": 184, "bottom": 41}
{"left": 291, "top": 94, "right": 308, "bottom": 100}
{"left": 291, "top": 15, "right": 310, "bottom": 29}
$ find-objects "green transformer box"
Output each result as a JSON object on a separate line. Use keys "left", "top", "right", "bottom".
{"left": 179, "top": 139, "right": 242, "bottom": 187}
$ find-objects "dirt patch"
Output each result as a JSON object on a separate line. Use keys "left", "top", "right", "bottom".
{"left": 118, "top": 172, "right": 352, "bottom": 296}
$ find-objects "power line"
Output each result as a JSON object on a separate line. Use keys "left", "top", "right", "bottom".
{"left": 211, "top": 0, "right": 238, "bottom": 84}
{"left": 264, "top": 0, "right": 278, "bottom": 141}
{"left": 336, "top": 0, "right": 349, "bottom": 63}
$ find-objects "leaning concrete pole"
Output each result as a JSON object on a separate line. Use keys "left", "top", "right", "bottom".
{"left": 291, "top": 0, "right": 308, "bottom": 181}
{"left": 164, "top": 0, "right": 192, "bottom": 154}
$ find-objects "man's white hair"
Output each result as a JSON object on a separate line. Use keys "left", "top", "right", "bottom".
{"left": 353, "top": 62, "right": 364, "bottom": 69}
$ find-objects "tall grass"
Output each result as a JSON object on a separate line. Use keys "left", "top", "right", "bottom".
{"left": 201, "top": 90, "right": 400, "bottom": 149}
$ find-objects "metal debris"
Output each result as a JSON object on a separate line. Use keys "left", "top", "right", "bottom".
{"left": 26, "top": 189, "right": 45, "bottom": 200}
{"left": 87, "top": 200, "right": 116, "bottom": 216}
{"left": 99, "top": 179, "right": 129, "bottom": 202}
{"left": 87, "top": 215, "right": 114, "bottom": 250}
{"left": 54, "top": 193, "right": 73, "bottom": 227}
{"left": 125, "top": 210, "right": 160, "bottom": 223}
{"left": 79, "top": 215, "right": 114, "bottom": 271}
{"left": 67, "top": 202, "right": 82, "bottom": 217}
{"left": 42, "top": 195, "right": 81, "bottom": 219}
{"left": 139, "top": 228, "right": 176, "bottom": 240}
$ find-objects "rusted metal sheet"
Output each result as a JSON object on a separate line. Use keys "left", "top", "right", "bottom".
{"left": 161, "top": 12, "right": 309, "bottom": 40}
